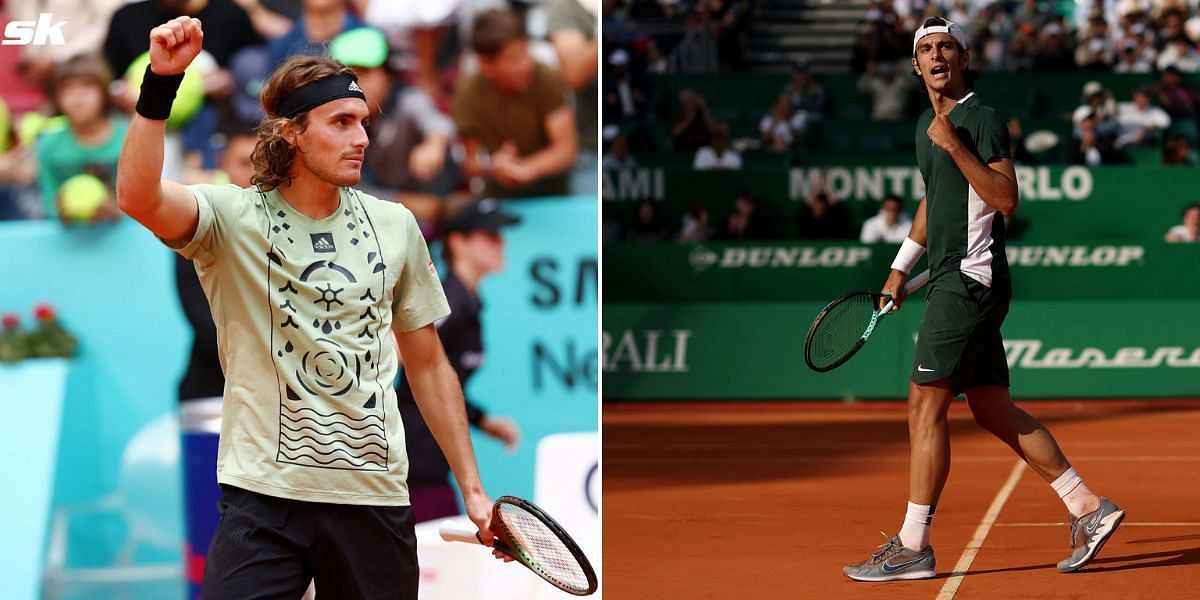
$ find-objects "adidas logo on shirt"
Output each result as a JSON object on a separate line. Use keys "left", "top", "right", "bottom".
{"left": 348, "top": 81, "right": 362, "bottom": 93}
{"left": 311, "top": 233, "right": 336, "bottom": 253}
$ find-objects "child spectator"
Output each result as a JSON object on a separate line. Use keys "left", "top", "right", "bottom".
{"left": 36, "top": 55, "right": 127, "bottom": 222}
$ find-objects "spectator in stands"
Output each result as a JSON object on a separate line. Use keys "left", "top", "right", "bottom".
{"left": 603, "top": 50, "right": 650, "bottom": 122}
{"left": 0, "top": 105, "right": 40, "bottom": 220}
{"left": 1006, "top": 23, "right": 1038, "bottom": 71}
{"left": 36, "top": 55, "right": 127, "bottom": 222}
{"left": 1073, "top": 81, "right": 1119, "bottom": 139}
{"left": 693, "top": 126, "right": 742, "bottom": 170}
{"left": 1114, "top": 38, "right": 1155, "bottom": 73}
{"left": 105, "top": 0, "right": 262, "bottom": 78}
{"left": 1153, "top": 66, "right": 1199, "bottom": 119}
{"left": 678, "top": 203, "right": 711, "bottom": 242}
{"left": 645, "top": 39, "right": 669, "bottom": 74}
{"left": 859, "top": 194, "right": 912, "bottom": 243}
{"left": 670, "top": 88, "right": 721, "bottom": 151}
{"left": 857, "top": 60, "right": 914, "bottom": 122}
{"left": 1034, "top": 20, "right": 1076, "bottom": 70}
{"left": 546, "top": 0, "right": 599, "bottom": 195}
{"left": 851, "top": 23, "right": 883, "bottom": 73}
{"left": 454, "top": 9, "right": 578, "bottom": 198}
{"left": 700, "top": 0, "right": 746, "bottom": 69}
{"left": 626, "top": 198, "right": 670, "bottom": 242}
{"left": 784, "top": 58, "right": 827, "bottom": 119}
{"left": 268, "top": 0, "right": 365, "bottom": 67}
{"left": 1069, "top": 109, "right": 1122, "bottom": 166}
{"left": 1156, "top": 36, "right": 1200, "bottom": 72}
{"left": 1165, "top": 202, "right": 1200, "bottom": 242}
{"left": 718, "top": 190, "right": 770, "bottom": 240}
{"left": 1163, "top": 134, "right": 1199, "bottom": 165}
{"left": 1007, "top": 117, "right": 1033, "bottom": 164}
{"left": 760, "top": 95, "right": 804, "bottom": 152}
{"left": 603, "top": 129, "right": 637, "bottom": 169}
{"left": 795, "top": 187, "right": 853, "bottom": 240}
{"left": 1116, "top": 88, "right": 1172, "bottom": 148}
{"left": 234, "top": 0, "right": 295, "bottom": 39}
{"left": 1075, "top": 16, "right": 1114, "bottom": 69}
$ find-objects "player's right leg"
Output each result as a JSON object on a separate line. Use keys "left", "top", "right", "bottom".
{"left": 202, "top": 485, "right": 314, "bottom": 600}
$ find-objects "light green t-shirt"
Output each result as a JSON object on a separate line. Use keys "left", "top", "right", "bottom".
{"left": 169, "top": 184, "right": 450, "bottom": 505}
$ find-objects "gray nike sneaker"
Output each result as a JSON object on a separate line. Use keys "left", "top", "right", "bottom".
{"left": 844, "top": 534, "right": 936, "bottom": 582}
{"left": 1057, "top": 497, "right": 1125, "bottom": 573}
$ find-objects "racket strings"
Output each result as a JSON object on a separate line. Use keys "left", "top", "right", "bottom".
{"left": 809, "top": 294, "right": 877, "bottom": 368}
{"left": 498, "top": 504, "right": 591, "bottom": 592}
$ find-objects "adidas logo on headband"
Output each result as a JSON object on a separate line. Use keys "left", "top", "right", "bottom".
{"left": 348, "top": 81, "right": 362, "bottom": 93}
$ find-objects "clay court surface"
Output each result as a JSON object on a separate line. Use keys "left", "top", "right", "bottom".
{"left": 603, "top": 399, "right": 1200, "bottom": 599}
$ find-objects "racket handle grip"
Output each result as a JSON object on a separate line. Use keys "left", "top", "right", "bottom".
{"left": 439, "top": 521, "right": 485, "bottom": 545}
{"left": 880, "top": 270, "right": 929, "bottom": 317}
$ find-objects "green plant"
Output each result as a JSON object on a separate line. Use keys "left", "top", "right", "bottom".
{"left": 0, "top": 303, "right": 77, "bottom": 363}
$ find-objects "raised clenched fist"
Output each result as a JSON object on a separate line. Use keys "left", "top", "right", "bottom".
{"left": 148, "top": 16, "right": 203, "bottom": 76}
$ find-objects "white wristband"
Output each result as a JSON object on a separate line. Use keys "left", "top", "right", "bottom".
{"left": 890, "top": 237, "right": 926, "bottom": 274}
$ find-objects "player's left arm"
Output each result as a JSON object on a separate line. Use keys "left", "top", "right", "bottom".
{"left": 396, "top": 324, "right": 495, "bottom": 542}
{"left": 928, "top": 113, "right": 1019, "bottom": 215}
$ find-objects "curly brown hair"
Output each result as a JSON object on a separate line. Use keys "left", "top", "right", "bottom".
{"left": 251, "top": 55, "right": 357, "bottom": 191}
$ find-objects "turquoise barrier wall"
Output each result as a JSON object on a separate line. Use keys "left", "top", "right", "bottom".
{"left": 0, "top": 195, "right": 597, "bottom": 594}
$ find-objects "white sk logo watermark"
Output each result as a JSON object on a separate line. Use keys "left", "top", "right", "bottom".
{"left": 2, "top": 14, "right": 66, "bottom": 46}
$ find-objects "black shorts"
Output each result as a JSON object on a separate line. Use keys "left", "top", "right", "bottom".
{"left": 911, "top": 271, "right": 1010, "bottom": 395}
{"left": 202, "top": 485, "right": 418, "bottom": 600}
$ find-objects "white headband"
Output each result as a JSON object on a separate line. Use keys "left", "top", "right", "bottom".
{"left": 912, "top": 21, "right": 969, "bottom": 56}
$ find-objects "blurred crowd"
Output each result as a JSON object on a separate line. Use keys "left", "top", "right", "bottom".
{"left": 0, "top": 0, "right": 599, "bottom": 231}
{"left": 852, "top": 0, "right": 1200, "bottom": 75}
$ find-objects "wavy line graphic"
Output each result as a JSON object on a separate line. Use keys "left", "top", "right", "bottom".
{"left": 281, "top": 404, "right": 383, "bottom": 423}
{"left": 281, "top": 441, "right": 386, "bottom": 462}
{"left": 281, "top": 423, "right": 387, "bottom": 443}
{"left": 279, "top": 450, "right": 385, "bottom": 469}
{"left": 281, "top": 412, "right": 384, "bottom": 433}
{"left": 281, "top": 432, "right": 387, "bottom": 452}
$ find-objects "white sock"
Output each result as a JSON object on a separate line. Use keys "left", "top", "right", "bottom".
{"left": 898, "top": 501, "right": 935, "bottom": 551}
{"left": 1051, "top": 467, "right": 1096, "bottom": 517}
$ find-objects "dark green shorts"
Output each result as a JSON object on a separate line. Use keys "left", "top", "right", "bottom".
{"left": 911, "top": 271, "right": 1010, "bottom": 395}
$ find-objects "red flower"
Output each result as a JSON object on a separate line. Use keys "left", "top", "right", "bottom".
{"left": 1, "top": 313, "right": 18, "bottom": 330}
{"left": 33, "top": 302, "right": 56, "bottom": 321}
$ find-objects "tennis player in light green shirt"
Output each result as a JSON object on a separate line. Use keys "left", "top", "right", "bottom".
{"left": 117, "top": 16, "right": 506, "bottom": 598}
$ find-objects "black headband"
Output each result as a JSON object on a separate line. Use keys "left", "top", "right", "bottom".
{"left": 276, "top": 73, "right": 366, "bottom": 118}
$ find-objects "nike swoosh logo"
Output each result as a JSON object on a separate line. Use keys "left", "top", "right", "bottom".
{"left": 881, "top": 557, "right": 926, "bottom": 573}
{"left": 917, "top": 365, "right": 935, "bottom": 372}
{"left": 1085, "top": 517, "right": 1100, "bottom": 536}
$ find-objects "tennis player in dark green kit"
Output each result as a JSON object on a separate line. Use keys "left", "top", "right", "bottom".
{"left": 843, "top": 18, "right": 1124, "bottom": 582}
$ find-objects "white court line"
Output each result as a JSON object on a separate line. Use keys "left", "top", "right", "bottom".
{"left": 936, "top": 460, "right": 1025, "bottom": 600}
{"left": 995, "top": 522, "right": 1200, "bottom": 527}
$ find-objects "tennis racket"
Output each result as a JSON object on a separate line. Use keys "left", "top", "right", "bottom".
{"left": 804, "top": 270, "right": 930, "bottom": 372}
{"left": 439, "top": 495, "right": 598, "bottom": 596}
